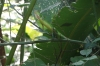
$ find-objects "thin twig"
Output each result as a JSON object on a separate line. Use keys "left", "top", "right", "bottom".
{"left": 0, "top": 39, "right": 86, "bottom": 46}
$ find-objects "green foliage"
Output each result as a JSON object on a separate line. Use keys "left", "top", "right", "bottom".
{"left": 70, "top": 55, "right": 100, "bottom": 66}
{"left": 0, "top": 0, "right": 100, "bottom": 66}
{"left": 30, "top": 0, "right": 99, "bottom": 65}
{"left": 30, "top": 42, "right": 67, "bottom": 64}
{"left": 53, "top": 0, "right": 95, "bottom": 40}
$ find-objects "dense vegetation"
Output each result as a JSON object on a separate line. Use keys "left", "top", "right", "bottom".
{"left": 0, "top": 0, "right": 100, "bottom": 66}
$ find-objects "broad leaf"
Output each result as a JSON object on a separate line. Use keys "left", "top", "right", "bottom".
{"left": 31, "top": 0, "right": 100, "bottom": 65}
{"left": 53, "top": 0, "right": 95, "bottom": 40}
{"left": 30, "top": 42, "right": 65, "bottom": 64}
{"left": 80, "top": 49, "right": 92, "bottom": 56}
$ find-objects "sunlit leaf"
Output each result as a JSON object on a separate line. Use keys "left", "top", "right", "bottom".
{"left": 26, "top": 26, "right": 42, "bottom": 40}
{"left": 12, "top": 23, "right": 42, "bottom": 40}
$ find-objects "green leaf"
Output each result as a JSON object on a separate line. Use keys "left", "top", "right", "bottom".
{"left": 33, "top": 0, "right": 61, "bottom": 22}
{"left": 83, "top": 56, "right": 100, "bottom": 66}
{"left": 26, "top": 26, "right": 42, "bottom": 40}
{"left": 22, "top": 58, "right": 46, "bottom": 66}
{"left": 80, "top": 49, "right": 92, "bottom": 56}
{"left": 92, "top": 37, "right": 100, "bottom": 43}
{"left": 72, "top": 60, "right": 84, "bottom": 66}
{"left": 4, "top": 23, "right": 42, "bottom": 40}
{"left": 83, "top": 55, "right": 97, "bottom": 61}
{"left": 30, "top": 42, "right": 62, "bottom": 64}
{"left": 53, "top": 2, "right": 95, "bottom": 40}
{"left": 52, "top": 0, "right": 96, "bottom": 63}
{"left": 71, "top": 55, "right": 98, "bottom": 66}
{"left": 84, "top": 43, "right": 97, "bottom": 49}
{"left": 32, "top": 40, "right": 80, "bottom": 64}
{"left": 33, "top": 0, "right": 100, "bottom": 65}
{"left": 70, "top": 56, "right": 84, "bottom": 63}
